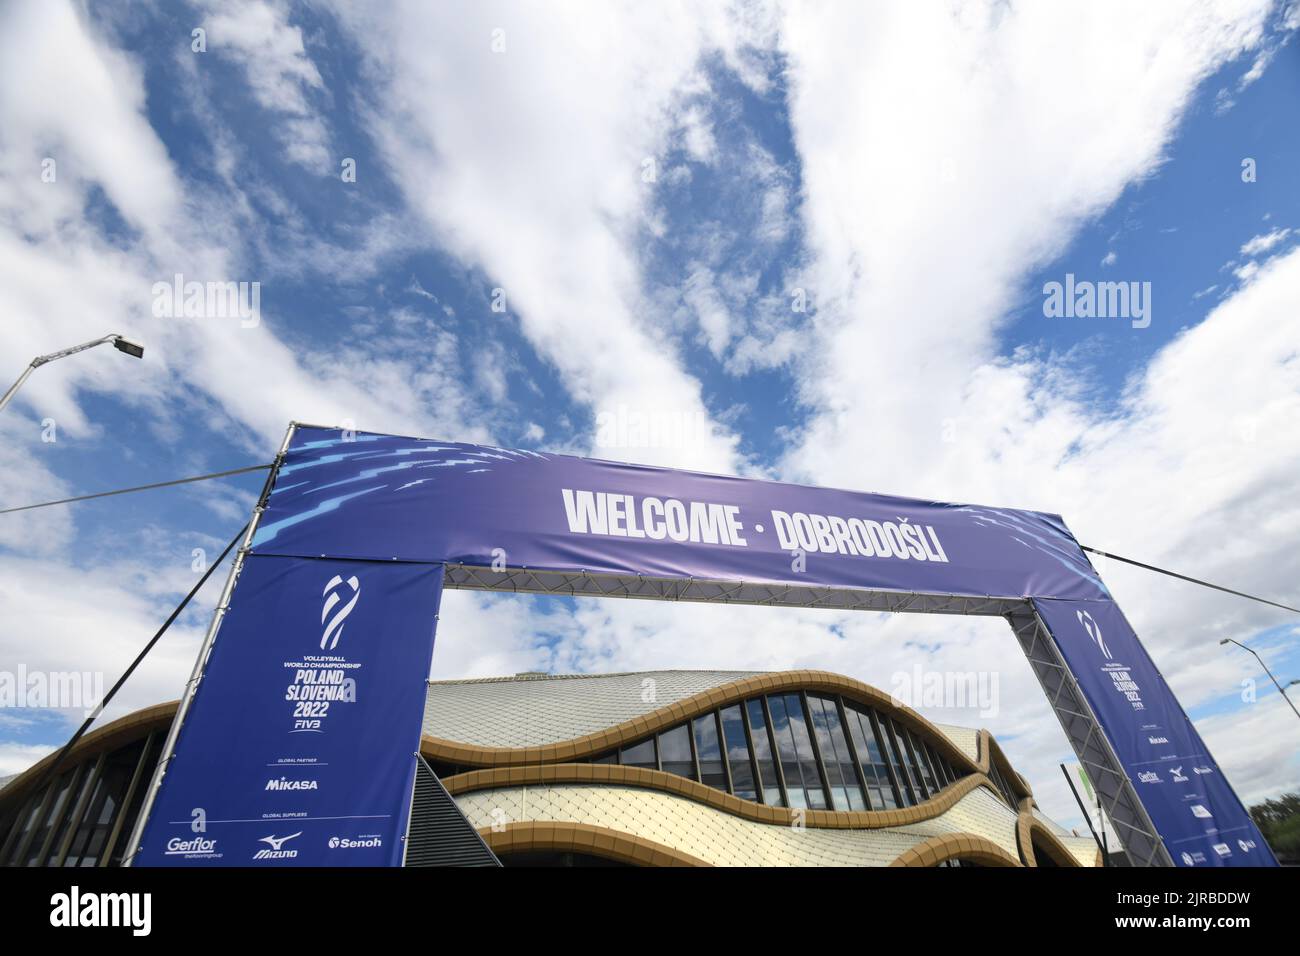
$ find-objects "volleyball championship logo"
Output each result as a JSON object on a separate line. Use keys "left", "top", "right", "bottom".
{"left": 320, "top": 574, "right": 361, "bottom": 650}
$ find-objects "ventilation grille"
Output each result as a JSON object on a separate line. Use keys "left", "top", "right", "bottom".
{"left": 405, "top": 756, "right": 500, "bottom": 867}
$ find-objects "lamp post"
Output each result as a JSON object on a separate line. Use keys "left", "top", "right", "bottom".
{"left": 1219, "top": 638, "right": 1300, "bottom": 722}
{"left": 0, "top": 333, "right": 145, "bottom": 415}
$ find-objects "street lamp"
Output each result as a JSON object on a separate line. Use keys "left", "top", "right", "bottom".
{"left": 0, "top": 333, "right": 145, "bottom": 415}
{"left": 1219, "top": 638, "right": 1300, "bottom": 722}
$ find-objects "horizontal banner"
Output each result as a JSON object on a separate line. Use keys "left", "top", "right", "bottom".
{"left": 252, "top": 427, "right": 1108, "bottom": 601}
{"left": 134, "top": 555, "right": 443, "bottom": 867}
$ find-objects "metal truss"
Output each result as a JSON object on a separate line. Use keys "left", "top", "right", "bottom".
{"left": 445, "top": 562, "right": 1172, "bottom": 867}
{"left": 442, "top": 564, "right": 1024, "bottom": 617}
{"left": 1005, "top": 606, "right": 1171, "bottom": 867}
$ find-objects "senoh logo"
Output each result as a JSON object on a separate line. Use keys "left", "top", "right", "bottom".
{"left": 254, "top": 832, "right": 302, "bottom": 860}
{"left": 328, "top": 835, "right": 383, "bottom": 850}
{"left": 1076, "top": 609, "right": 1112, "bottom": 660}
{"left": 320, "top": 574, "right": 361, "bottom": 650}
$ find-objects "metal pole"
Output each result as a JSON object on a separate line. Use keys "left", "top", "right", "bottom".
{"left": 1098, "top": 789, "right": 1109, "bottom": 865}
{"left": 0, "top": 363, "right": 37, "bottom": 415}
{"left": 0, "top": 334, "right": 135, "bottom": 416}
{"left": 1059, "top": 763, "right": 1107, "bottom": 866}
{"left": 123, "top": 421, "right": 297, "bottom": 865}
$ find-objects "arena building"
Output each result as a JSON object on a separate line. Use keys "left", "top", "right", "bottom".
{"left": 0, "top": 669, "right": 1101, "bottom": 867}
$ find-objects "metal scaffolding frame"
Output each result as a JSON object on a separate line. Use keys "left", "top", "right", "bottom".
{"left": 443, "top": 561, "right": 1172, "bottom": 867}
{"left": 1005, "top": 607, "right": 1170, "bottom": 867}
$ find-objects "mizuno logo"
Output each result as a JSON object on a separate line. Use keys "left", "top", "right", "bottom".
{"left": 259, "top": 832, "right": 301, "bottom": 852}
{"left": 321, "top": 574, "right": 361, "bottom": 650}
{"left": 253, "top": 832, "right": 302, "bottom": 860}
{"left": 1076, "top": 609, "right": 1112, "bottom": 660}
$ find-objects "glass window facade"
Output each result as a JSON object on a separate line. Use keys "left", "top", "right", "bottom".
{"left": 657, "top": 723, "right": 694, "bottom": 780}
{"left": 806, "top": 695, "right": 866, "bottom": 811}
{"left": 745, "top": 698, "right": 783, "bottom": 806}
{"left": 585, "top": 689, "right": 969, "bottom": 813}
{"left": 619, "top": 737, "right": 656, "bottom": 771}
{"left": 1, "top": 732, "right": 158, "bottom": 868}
{"left": 719, "top": 705, "right": 757, "bottom": 802}
{"left": 692, "top": 714, "right": 727, "bottom": 792}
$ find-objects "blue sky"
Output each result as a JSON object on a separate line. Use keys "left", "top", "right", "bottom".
{"left": 2, "top": 0, "right": 1299, "bottom": 834}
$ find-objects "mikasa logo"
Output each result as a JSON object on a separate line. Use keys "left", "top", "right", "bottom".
{"left": 1076, "top": 609, "right": 1112, "bottom": 660}
{"left": 320, "top": 574, "right": 361, "bottom": 650}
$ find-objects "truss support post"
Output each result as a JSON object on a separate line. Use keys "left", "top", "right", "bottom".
{"left": 1006, "top": 606, "right": 1172, "bottom": 867}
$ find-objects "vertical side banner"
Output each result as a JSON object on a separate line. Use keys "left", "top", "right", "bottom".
{"left": 1033, "top": 598, "right": 1277, "bottom": 867}
{"left": 135, "top": 555, "right": 443, "bottom": 866}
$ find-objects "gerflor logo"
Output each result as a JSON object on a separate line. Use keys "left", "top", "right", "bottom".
{"left": 1076, "top": 609, "right": 1112, "bottom": 660}
{"left": 320, "top": 574, "right": 361, "bottom": 650}
{"left": 165, "top": 836, "right": 217, "bottom": 856}
{"left": 254, "top": 832, "right": 302, "bottom": 860}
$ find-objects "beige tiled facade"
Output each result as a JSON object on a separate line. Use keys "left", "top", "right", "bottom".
{"left": 458, "top": 782, "right": 1030, "bottom": 867}
{"left": 424, "top": 670, "right": 761, "bottom": 747}
{"left": 426, "top": 669, "right": 1100, "bottom": 867}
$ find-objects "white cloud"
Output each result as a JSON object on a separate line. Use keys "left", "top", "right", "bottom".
{"left": 1198, "top": 693, "right": 1300, "bottom": 807}
{"left": 199, "top": 0, "right": 332, "bottom": 169}
{"left": 0, "top": 0, "right": 182, "bottom": 249}
{"left": 1240, "top": 226, "right": 1292, "bottom": 256}
{"left": 0, "top": 742, "right": 55, "bottom": 778}
{"left": 329, "top": 0, "right": 760, "bottom": 473}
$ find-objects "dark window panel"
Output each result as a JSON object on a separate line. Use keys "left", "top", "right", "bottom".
{"left": 108, "top": 733, "right": 162, "bottom": 867}
{"left": 807, "top": 695, "right": 865, "bottom": 811}
{"left": 48, "top": 759, "right": 101, "bottom": 865}
{"left": 926, "top": 743, "right": 953, "bottom": 788}
{"left": 886, "top": 717, "right": 927, "bottom": 802}
{"left": 744, "top": 698, "right": 784, "bottom": 807}
{"left": 720, "top": 705, "right": 757, "bottom": 802}
{"left": 904, "top": 728, "right": 938, "bottom": 800}
{"left": 1, "top": 791, "right": 42, "bottom": 866}
{"left": 692, "top": 714, "right": 727, "bottom": 792}
{"left": 25, "top": 769, "right": 79, "bottom": 865}
{"left": 619, "top": 737, "right": 656, "bottom": 771}
{"left": 783, "top": 694, "right": 827, "bottom": 810}
{"left": 657, "top": 724, "right": 695, "bottom": 780}
{"left": 846, "top": 704, "right": 899, "bottom": 811}
{"left": 768, "top": 694, "right": 826, "bottom": 810}
{"left": 871, "top": 710, "right": 914, "bottom": 807}
{"left": 766, "top": 695, "right": 805, "bottom": 809}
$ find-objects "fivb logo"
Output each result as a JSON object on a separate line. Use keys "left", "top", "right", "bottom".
{"left": 1076, "top": 609, "right": 1112, "bottom": 661}
{"left": 320, "top": 574, "right": 361, "bottom": 650}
